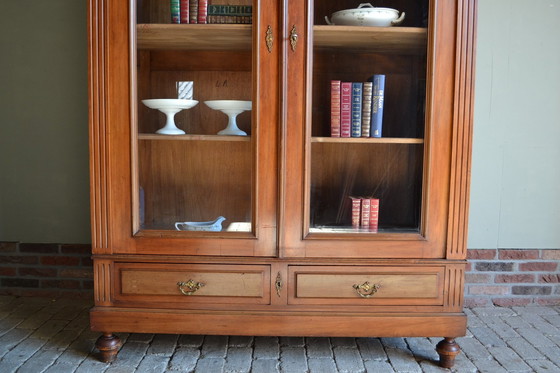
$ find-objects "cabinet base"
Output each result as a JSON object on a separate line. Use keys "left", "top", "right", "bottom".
{"left": 91, "top": 307, "right": 465, "bottom": 367}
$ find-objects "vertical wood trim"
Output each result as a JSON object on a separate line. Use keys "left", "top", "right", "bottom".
{"left": 444, "top": 265, "right": 464, "bottom": 311}
{"left": 88, "top": 0, "right": 111, "bottom": 253}
{"left": 94, "top": 260, "right": 113, "bottom": 306}
{"left": 447, "top": 0, "right": 477, "bottom": 259}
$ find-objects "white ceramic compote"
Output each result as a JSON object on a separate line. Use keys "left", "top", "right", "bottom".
{"left": 204, "top": 100, "right": 252, "bottom": 136}
{"left": 142, "top": 99, "right": 199, "bottom": 135}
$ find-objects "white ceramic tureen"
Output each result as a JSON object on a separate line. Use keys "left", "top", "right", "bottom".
{"left": 325, "top": 3, "right": 405, "bottom": 27}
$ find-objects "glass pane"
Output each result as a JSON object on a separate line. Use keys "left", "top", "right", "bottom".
{"left": 309, "top": 0, "right": 429, "bottom": 234}
{"left": 135, "top": 0, "right": 254, "bottom": 233}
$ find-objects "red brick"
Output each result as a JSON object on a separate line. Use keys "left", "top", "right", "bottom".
{"left": 0, "top": 267, "right": 17, "bottom": 276}
{"left": 465, "top": 262, "right": 472, "bottom": 271}
{"left": 539, "top": 274, "right": 560, "bottom": 283}
{"left": 83, "top": 280, "right": 94, "bottom": 289}
{"left": 19, "top": 243, "right": 59, "bottom": 254}
{"left": 542, "top": 250, "right": 560, "bottom": 260}
{"left": 1, "top": 278, "right": 39, "bottom": 288}
{"left": 81, "top": 257, "right": 93, "bottom": 267}
{"left": 465, "top": 273, "right": 492, "bottom": 283}
{"left": 519, "top": 262, "right": 558, "bottom": 272}
{"left": 492, "top": 298, "right": 532, "bottom": 307}
{"left": 18, "top": 267, "right": 58, "bottom": 278}
{"left": 1, "top": 256, "right": 38, "bottom": 265}
{"left": 0, "top": 242, "right": 17, "bottom": 253}
{"left": 467, "top": 249, "right": 496, "bottom": 260}
{"left": 468, "top": 285, "right": 509, "bottom": 295}
{"left": 536, "top": 298, "right": 560, "bottom": 306}
{"left": 40, "top": 256, "right": 80, "bottom": 266}
{"left": 499, "top": 249, "right": 539, "bottom": 260}
{"left": 512, "top": 286, "right": 552, "bottom": 295}
{"left": 495, "top": 274, "right": 535, "bottom": 283}
{"left": 60, "top": 244, "right": 91, "bottom": 254}
{"left": 464, "top": 297, "right": 490, "bottom": 307}
{"left": 59, "top": 269, "right": 93, "bottom": 279}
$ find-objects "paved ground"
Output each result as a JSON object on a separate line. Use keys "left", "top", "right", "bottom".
{"left": 0, "top": 296, "right": 559, "bottom": 372}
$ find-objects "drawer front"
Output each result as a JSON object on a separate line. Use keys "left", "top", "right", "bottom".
{"left": 115, "top": 263, "right": 270, "bottom": 305}
{"left": 289, "top": 266, "right": 444, "bottom": 306}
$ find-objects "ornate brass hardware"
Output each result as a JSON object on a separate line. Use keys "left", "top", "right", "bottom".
{"left": 352, "top": 281, "right": 381, "bottom": 298}
{"left": 275, "top": 272, "right": 283, "bottom": 297}
{"left": 289, "top": 25, "right": 298, "bottom": 51}
{"left": 265, "top": 25, "right": 273, "bottom": 53}
{"left": 177, "top": 279, "right": 205, "bottom": 296}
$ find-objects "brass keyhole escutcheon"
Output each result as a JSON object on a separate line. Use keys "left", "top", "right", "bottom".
{"left": 289, "top": 25, "right": 298, "bottom": 52}
{"left": 265, "top": 25, "right": 273, "bottom": 53}
{"left": 353, "top": 281, "right": 381, "bottom": 298}
{"left": 177, "top": 279, "right": 205, "bottom": 296}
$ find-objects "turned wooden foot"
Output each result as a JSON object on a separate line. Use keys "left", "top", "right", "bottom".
{"left": 95, "top": 333, "right": 122, "bottom": 362}
{"left": 436, "top": 337, "right": 460, "bottom": 368}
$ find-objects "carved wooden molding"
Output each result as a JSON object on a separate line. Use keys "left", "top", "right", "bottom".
{"left": 444, "top": 265, "right": 465, "bottom": 311}
{"left": 94, "top": 260, "right": 113, "bottom": 306}
{"left": 447, "top": 0, "right": 477, "bottom": 259}
{"left": 88, "top": 0, "right": 111, "bottom": 252}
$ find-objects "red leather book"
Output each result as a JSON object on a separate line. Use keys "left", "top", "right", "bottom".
{"left": 350, "top": 197, "right": 361, "bottom": 228}
{"left": 360, "top": 198, "right": 371, "bottom": 228}
{"left": 369, "top": 198, "right": 380, "bottom": 232}
{"left": 197, "top": 0, "right": 208, "bottom": 24}
{"left": 180, "top": 0, "right": 189, "bottom": 23}
{"left": 189, "top": 0, "right": 198, "bottom": 23}
{"left": 340, "top": 82, "right": 352, "bottom": 138}
{"left": 330, "top": 80, "right": 341, "bottom": 137}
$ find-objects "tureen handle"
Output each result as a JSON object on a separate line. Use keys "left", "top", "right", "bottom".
{"left": 391, "top": 11, "right": 406, "bottom": 25}
{"left": 324, "top": 16, "right": 333, "bottom": 25}
{"left": 358, "top": 3, "right": 375, "bottom": 8}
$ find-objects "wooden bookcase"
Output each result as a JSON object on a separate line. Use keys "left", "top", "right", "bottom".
{"left": 88, "top": 0, "right": 476, "bottom": 367}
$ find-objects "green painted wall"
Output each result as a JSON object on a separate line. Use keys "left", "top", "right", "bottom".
{"left": 0, "top": 0, "right": 559, "bottom": 248}
{"left": 0, "top": 0, "right": 90, "bottom": 243}
{"left": 468, "top": 0, "right": 560, "bottom": 249}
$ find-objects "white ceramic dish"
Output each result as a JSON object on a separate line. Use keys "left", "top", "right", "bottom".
{"left": 325, "top": 3, "right": 405, "bottom": 27}
{"left": 175, "top": 216, "right": 226, "bottom": 232}
{"left": 204, "top": 100, "right": 252, "bottom": 136}
{"left": 142, "top": 99, "right": 198, "bottom": 135}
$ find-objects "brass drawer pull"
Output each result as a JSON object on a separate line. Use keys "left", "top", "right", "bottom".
{"left": 289, "top": 25, "right": 298, "bottom": 51}
{"left": 177, "top": 279, "right": 205, "bottom": 296}
{"left": 353, "top": 281, "right": 381, "bottom": 298}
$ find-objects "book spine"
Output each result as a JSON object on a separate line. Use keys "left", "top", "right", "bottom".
{"left": 179, "top": 0, "right": 189, "bottom": 23}
{"left": 170, "top": 0, "right": 180, "bottom": 24}
{"left": 197, "top": 0, "right": 208, "bottom": 24}
{"left": 361, "top": 81, "right": 373, "bottom": 137}
{"left": 189, "top": 0, "right": 198, "bottom": 23}
{"left": 340, "top": 82, "right": 352, "bottom": 138}
{"left": 360, "top": 198, "right": 371, "bottom": 228}
{"left": 351, "top": 82, "right": 363, "bottom": 137}
{"left": 350, "top": 197, "right": 361, "bottom": 228}
{"left": 371, "top": 74, "right": 385, "bottom": 138}
{"left": 369, "top": 198, "right": 380, "bottom": 232}
{"left": 330, "top": 80, "right": 341, "bottom": 137}
{"left": 208, "top": 5, "right": 252, "bottom": 15}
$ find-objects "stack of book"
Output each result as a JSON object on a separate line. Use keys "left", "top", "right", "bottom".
{"left": 330, "top": 75, "right": 385, "bottom": 138}
{"left": 171, "top": 1, "right": 252, "bottom": 24}
{"left": 350, "top": 197, "right": 380, "bottom": 232}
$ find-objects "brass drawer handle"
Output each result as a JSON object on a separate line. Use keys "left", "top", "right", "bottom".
{"left": 177, "top": 279, "right": 205, "bottom": 296}
{"left": 353, "top": 281, "right": 381, "bottom": 298}
{"left": 289, "top": 25, "right": 298, "bottom": 51}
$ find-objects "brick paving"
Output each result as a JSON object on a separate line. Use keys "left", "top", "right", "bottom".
{"left": 0, "top": 296, "right": 559, "bottom": 372}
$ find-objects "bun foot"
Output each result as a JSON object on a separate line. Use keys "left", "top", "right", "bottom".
{"left": 436, "top": 337, "right": 460, "bottom": 368}
{"left": 95, "top": 333, "right": 121, "bottom": 362}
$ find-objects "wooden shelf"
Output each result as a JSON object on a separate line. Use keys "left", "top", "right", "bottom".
{"left": 137, "top": 24, "right": 252, "bottom": 50}
{"left": 312, "top": 137, "right": 424, "bottom": 144}
{"left": 314, "top": 25, "right": 427, "bottom": 54}
{"left": 136, "top": 24, "right": 427, "bottom": 54}
{"left": 138, "top": 133, "right": 251, "bottom": 141}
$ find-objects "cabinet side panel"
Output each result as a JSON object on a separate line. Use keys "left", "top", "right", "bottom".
{"left": 447, "top": 0, "right": 477, "bottom": 259}
{"left": 89, "top": 0, "right": 111, "bottom": 253}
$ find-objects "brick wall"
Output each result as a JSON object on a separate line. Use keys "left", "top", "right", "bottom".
{"left": 0, "top": 242, "right": 92, "bottom": 298}
{"left": 466, "top": 249, "right": 560, "bottom": 307}
{"left": 1, "top": 242, "right": 559, "bottom": 306}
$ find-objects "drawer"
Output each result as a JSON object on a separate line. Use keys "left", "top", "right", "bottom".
{"left": 115, "top": 263, "right": 270, "bottom": 305}
{"left": 289, "top": 266, "right": 444, "bottom": 306}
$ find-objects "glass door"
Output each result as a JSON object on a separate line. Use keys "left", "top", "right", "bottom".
{"left": 130, "top": 0, "right": 279, "bottom": 255}
{"left": 308, "top": 0, "right": 429, "bottom": 236}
